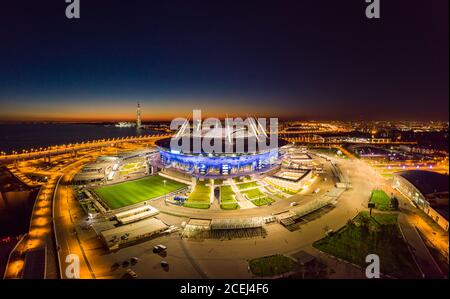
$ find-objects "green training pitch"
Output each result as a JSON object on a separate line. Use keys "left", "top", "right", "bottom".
{"left": 369, "top": 190, "right": 391, "bottom": 211}
{"left": 94, "top": 175, "right": 186, "bottom": 209}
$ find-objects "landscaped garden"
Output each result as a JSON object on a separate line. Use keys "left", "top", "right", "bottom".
{"left": 183, "top": 180, "right": 211, "bottom": 209}
{"left": 236, "top": 181, "right": 259, "bottom": 190}
{"left": 220, "top": 185, "right": 239, "bottom": 210}
{"left": 249, "top": 255, "right": 297, "bottom": 277}
{"left": 241, "top": 188, "right": 274, "bottom": 206}
{"left": 369, "top": 190, "right": 392, "bottom": 211}
{"left": 313, "top": 212, "right": 421, "bottom": 278}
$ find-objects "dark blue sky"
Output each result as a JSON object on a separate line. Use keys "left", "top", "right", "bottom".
{"left": 0, "top": 0, "right": 448, "bottom": 121}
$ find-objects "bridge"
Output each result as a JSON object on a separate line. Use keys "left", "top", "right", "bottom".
{"left": 0, "top": 133, "right": 172, "bottom": 165}
{"left": 280, "top": 135, "right": 417, "bottom": 146}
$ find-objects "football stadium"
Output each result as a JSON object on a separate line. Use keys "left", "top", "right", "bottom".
{"left": 156, "top": 118, "right": 287, "bottom": 178}
{"left": 70, "top": 118, "right": 331, "bottom": 252}
{"left": 74, "top": 120, "right": 326, "bottom": 215}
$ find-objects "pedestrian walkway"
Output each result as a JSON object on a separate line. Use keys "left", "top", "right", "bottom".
{"left": 228, "top": 179, "right": 254, "bottom": 209}
{"left": 398, "top": 213, "right": 444, "bottom": 278}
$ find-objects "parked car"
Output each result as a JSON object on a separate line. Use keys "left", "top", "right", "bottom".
{"left": 130, "top": 257, "right": 139, "bottom": 264}
{"left": 126, "top": 268, "right": 138, "bottom": 278}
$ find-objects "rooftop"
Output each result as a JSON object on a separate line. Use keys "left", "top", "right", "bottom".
{"left": 397, "top": 170, "right": 449, "bottom": 196}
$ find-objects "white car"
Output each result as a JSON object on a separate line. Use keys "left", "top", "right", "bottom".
{"left": 126, "top": 269, "right": 138, "bottom": 278}
{"left": 290, "top": 202, "right": 298, "bottom": 207}
{"left": 153, "top": 244, "right": 167, "bottom": 253}
{"left": 156, "top": 244, "right": 167, "bottom": 251}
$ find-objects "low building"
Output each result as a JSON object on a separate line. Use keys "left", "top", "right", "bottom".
{"left": 114, "top": 205, "right": 159, "bottom": 225}
{"left": 393, "top": 170, "right": 449, "bottom": 231}
{"left": 73, "top": 160, "right": 114, "bottom": 184}
{"left": 100, "top": 217, "right": 168, "bottom": 250}
{"left": 265, "top": 169, "right": 313, "bottom": 192}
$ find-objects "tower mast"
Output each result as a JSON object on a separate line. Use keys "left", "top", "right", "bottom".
{"left": 136, "top": 102, "right": 142, "bottom": 128}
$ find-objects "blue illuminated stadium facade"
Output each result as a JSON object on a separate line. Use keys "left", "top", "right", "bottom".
{"left": 155, "top": 119, "right": 286, "bottom": 178}
{"left": 158, "top": 148, "right": 280, "bottom": 177}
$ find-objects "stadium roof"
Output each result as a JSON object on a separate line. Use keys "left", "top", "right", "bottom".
{"left": 396, "top": 170, "right": 449, "bottom": 196}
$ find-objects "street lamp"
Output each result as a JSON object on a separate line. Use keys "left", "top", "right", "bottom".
{"left": 163, "top": 180, "right": 167, "bottom": 205}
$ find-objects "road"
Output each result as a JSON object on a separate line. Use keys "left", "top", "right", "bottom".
{"left": 398, "top": 213, "right": 443, "bottom": 278}
{"left": 53, "top": 161, "right": 98, "bottom": 278}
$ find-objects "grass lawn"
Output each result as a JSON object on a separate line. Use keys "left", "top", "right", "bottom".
{"left": 236, "top": 181, "right": 258, "bottom": 190}
{"left": 240, "top": 188, "right": 273, "bottom": 206}
{"left": 213, "top": 178, "right": 224, "bottom": 185}
{"left": 242, "top": 188, "right": 265, "bottom": 199}
{"left": 183, "top": 202, "right": 210, "bottom": 209}
{"left": 249, "top": 255, "right": 297, "bottom": 277}
{"left": 370, "top": 190, "right": 391, "bottom": 211}
{"left": 251, "top": 197, "right": 274, "bottom": 206}
{"left": 220, "top": 203, "right": 240, "bottom": 210}
{"left": 94, "top": 175, "right": 186, "bottom": 209}
{"left": 313, "top": 212, "right": 421, "bottom": 278}
{"left": 278, "top": 188, "right": 298, "bottom": 195}
{"left": 220, "top": 185, "right": 239, "bottom": 210}
{"left": 220, "top": 186, "right": 235, "bottom": 202}
{"left": 184, "top": 180, "right": 211, "bottom": 209}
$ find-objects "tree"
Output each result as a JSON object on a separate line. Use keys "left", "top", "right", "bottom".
{"left": 390, "top": 196, "right": 399, "bottom": 210}
{"left": 347, "top": 219, "right": 355, "bottom": 227}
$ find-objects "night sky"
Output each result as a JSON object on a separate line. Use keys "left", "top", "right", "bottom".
{"left": 0, "top": 0, "right": 448, "bottom": 121}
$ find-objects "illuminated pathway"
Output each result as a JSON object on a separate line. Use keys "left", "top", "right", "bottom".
{"left": 4, "top": 173, "right": 60, "bottom": 278}
{"left": 53, "top": 159, "right": 97, "bottom": 279}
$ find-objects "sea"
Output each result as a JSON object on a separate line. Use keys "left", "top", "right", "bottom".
{"left": 0, "top": 123, "right": 158, "bottom": 153}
